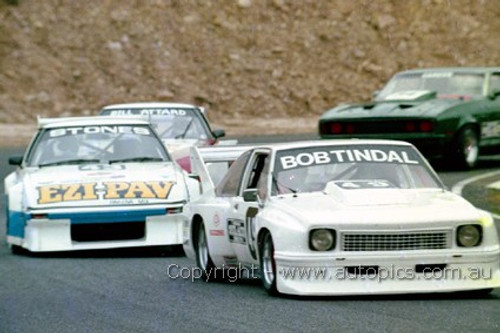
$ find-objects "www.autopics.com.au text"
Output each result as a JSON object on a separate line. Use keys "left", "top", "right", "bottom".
{"left": 166, "top": 264, "right": 493, "bottom": 283}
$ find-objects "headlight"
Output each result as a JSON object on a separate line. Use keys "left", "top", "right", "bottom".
{"left": 457, "top": 224, "right": 482, "bottom": 247}
{"left": 309, "top": 229, "right": 335, "bottom": 251}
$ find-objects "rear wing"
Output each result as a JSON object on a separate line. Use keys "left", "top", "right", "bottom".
{"left": 190, "top": 145, "right": 255, "bottom": 195}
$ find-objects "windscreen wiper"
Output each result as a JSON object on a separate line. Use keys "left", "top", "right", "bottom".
{"left": 39, "top": 159, "right": 100, "bottom": 167}
{"left": 175, "top": 118, "right": 195, "bottom": 139}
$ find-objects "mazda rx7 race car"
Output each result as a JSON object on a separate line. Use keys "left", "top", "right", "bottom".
{"left": 100, "top": 102, "right": 229, "bottom": 171}
{"left": 5, "top": 116, "right": 200, "bottom": 253}
{"left": 319, "top": 67, "right": 500, "bottom": 169}
{"left": 183, "top": 140, "right": 500, "bottom": 296}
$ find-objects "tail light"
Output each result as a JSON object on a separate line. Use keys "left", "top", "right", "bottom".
{"left": 404, "top": 120, "right": 434, "bottom": 133}
{"left": 31, "top": 213, "right": 48, "bottom": 219}
{"left": 166, "top": 207, "right": 183, "bottom": 214}
{"left": 419, "top": 120, "right": 434, "bottom": 132}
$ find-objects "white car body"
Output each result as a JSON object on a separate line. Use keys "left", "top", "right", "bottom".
{"left": 5, "top": 116, "right": 199, "bottom": 252}
{"left": 100, "top": 102, "right": 233, "bottom": 172}
{"left": 183, "top": 140, "right": 500, "bottom": 296}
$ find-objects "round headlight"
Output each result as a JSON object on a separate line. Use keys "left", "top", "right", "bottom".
{"left": 457, "top": 225, "right": 482, "bottom": 247}
{"left": 310, "top": 229, "right": 335, "bottom": 251}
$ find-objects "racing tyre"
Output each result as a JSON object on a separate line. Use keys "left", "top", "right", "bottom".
{"left": 195, "top": 222, "right": 216, "bottom": 281}
{"left": 259, "top": 232, "right": 279, "bottom": 296}
{"left": 451, "top": 126, "right": 479, "bottom": 169}
{"left": 10, "top": 245, "right": 27, "bottom": 255}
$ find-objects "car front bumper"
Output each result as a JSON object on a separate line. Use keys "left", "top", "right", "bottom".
{"left": 274, "top": 248, "right": 500, "bottom": 296}
{"left": 7, "top": 212, "right": 185, "bottom": 252}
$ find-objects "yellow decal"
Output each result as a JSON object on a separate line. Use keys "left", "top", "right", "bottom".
{"left": 104, "top": 182, "right": 130, "bottom": 199}
{"left": 38, "top": 183, "right": 97, "bottom": 204}
{"left": 147, "top": 181, "right": 174, "bottom": 198}
{"left": 37, "top": 181, "right": 174, "bottom": 204}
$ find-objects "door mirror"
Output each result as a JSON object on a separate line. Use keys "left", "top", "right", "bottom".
{"left": 212, "top": 129, "right": 226, "bottom": 139}
{"left": 243, "top": 188, "right": 258, "bottom": 202}
{"left": 8, "top": 156, "right": 23, "bottom": 166}
{"left": 488, "top": 89, "right": 500, "bottom": 100}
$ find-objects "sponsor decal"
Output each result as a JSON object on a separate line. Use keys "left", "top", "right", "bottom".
{"left": 79, "top": 164, "right": 125, "bottom": 171}
{"left": 106, "top": 108, "right": 190, "bottom": 117}
{"left": 227, "top": 219, "right": 246, "bottom": 244}
{"left": 422, "top": 72, "right": 453, "bottom": 78}
{"left": 278, "top": 146, "right": 420, "bottom": 171}
{"left": 210, "top": 230, "right": 225, "bottom": 236}
{"left": 37, "top": 181, "right": 174, "bottom": 204}
{"left": 49, "top": 126, "right": 151, "bottom": 137}
{"left": 481, "top": 120, "right": 500, "bottom": 138}
{"left": 213, "top": 212, "right": 221, "bottom": 227}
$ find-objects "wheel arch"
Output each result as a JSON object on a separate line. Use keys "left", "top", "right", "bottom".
{"left": 257, "top": 227, "right": 271, "bottom": 261}
{"left": 191, "top": 214, "right": 204, "bottom": 248}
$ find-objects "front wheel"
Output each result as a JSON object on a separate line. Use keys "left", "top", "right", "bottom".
{"left": 195, "top": 222, "right": 216, "bottom": 281}
{"left": 259, "top": 232, "right": 279, "bottom": 296}
{"left": 451, "top": 127, "right": 479, "bottom": 169}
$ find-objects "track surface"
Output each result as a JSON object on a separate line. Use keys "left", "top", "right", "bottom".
{"left": 1, "top": 137, "right": 500, "bottom": 333}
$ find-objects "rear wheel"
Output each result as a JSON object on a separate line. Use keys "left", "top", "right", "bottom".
{"left": 195, "top": 222, "right": 216, "bottom": 280}
{"left": 451, "top": 126, "right": 479, "bottom": 169}
{"left": 259, "top": 232, "right": 279, "bottom": 296}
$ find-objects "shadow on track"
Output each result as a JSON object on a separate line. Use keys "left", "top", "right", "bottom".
{"left": 11, "top": 244, "right": 185, "bottom": 258}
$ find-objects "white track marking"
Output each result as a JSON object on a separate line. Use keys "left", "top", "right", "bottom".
{"left": 451, "top": 170, "right": 500, "bottom": 219}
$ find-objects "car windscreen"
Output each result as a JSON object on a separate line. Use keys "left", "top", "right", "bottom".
{"left": 273, "top": 144, "right": 442, "bottom": 194}
{"left": 376, "top": 72, "right": 484, "bottom": 100}
{"left": 27, "top": 124, "right": 170, "bottom": 167}
{"left": 100, "top": 107, "right": 211, "bottom": 141}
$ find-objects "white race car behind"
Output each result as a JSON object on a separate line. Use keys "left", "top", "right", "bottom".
{"left": 5, "top": 116, "right": 199, "bottom": 253}
{"left": 183, "top": 140, "right": 500, "bottom": 296}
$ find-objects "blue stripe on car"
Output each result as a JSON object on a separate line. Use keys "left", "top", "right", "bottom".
{"left": 6, "top": 205, "right": 167, "bottom": 238}
{"left": 7, "top": 210, "right": 26, "bottom": 238}
{"left": 27, "top": 208, "right": 167, "bottom": 224}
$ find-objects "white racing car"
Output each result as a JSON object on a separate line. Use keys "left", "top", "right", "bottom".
{"left": 183, "top": 140, "right": 500, "bottom": 296}
{"left": 99, "top": 102, "right": 232, "bottom": 172}
{"left": 5, "top": 116, "right": 199, "bottom": 253}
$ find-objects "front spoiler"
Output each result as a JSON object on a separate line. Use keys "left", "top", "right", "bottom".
{"left": 274, "top": 249, "right": 500, "bottom": 296}
{"left": 7, "top": 214, "right": 186, "bottom": 252}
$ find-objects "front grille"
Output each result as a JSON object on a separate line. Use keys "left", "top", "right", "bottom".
{"left": 71, "top": 222, "right": 145, "bottom": 242}
{"left": 341, "top": 231, "right": 450, "bottom": 251}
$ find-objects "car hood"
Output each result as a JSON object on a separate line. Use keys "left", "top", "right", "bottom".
{"left": 23, "top": 163, "right": 186, "bottom": 209}
{"left": 270, "top": 188, "right": 481, "bottom": 226}
{"left": 320, "top": 90, "right": 465, "bottom": 120}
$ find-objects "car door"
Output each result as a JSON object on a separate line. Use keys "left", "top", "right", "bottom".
{"left": 227, "top": 149, "right": 271, "bottom": 265}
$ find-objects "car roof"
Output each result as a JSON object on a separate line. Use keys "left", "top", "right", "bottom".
{"left": 37, "top": 116, "right": 150, "bottom": 129}
{"left": 397, "top": 67, "right": 500, "bottom": 75}
{"left": 100, "top": 102, "right": 199, "bottom": 110}
{"left": 251, "top": 139, "right": 414, "bottom": 152}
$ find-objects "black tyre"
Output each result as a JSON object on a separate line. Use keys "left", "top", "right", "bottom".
{"left": 259, "top": 232, "right": 279, "bottom": 296}
{"left": 10, "top": 245, "right": 27, "bottom": 255}
{"left": 195, "top": 222, "right": 216, "bottom": 281}
{"left": 451, "top": 126, "right": 479, "bottom": 169}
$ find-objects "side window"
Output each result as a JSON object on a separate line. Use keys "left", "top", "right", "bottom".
{"left": 490, "top": 73, "right": 500, "bottom": 93}
{"left": 256, "top": 155, "right": 270, "bottom": 200}
{"left": 245, "top": 153, "right": 268, "bottom": 190}
{"left": 215, "top": 150, "right": 252, "bottom": 197}
{"left": 244, "top": 152, "right": 270, "bottom": 200}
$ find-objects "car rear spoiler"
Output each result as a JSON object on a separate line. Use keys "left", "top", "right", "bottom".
{"left": 190, "top": 145, "right": 255, "bottom": 195}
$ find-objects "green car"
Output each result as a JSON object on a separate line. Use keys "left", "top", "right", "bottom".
{"left": 319, "top": 67, "right": 500, "bottom": 168}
